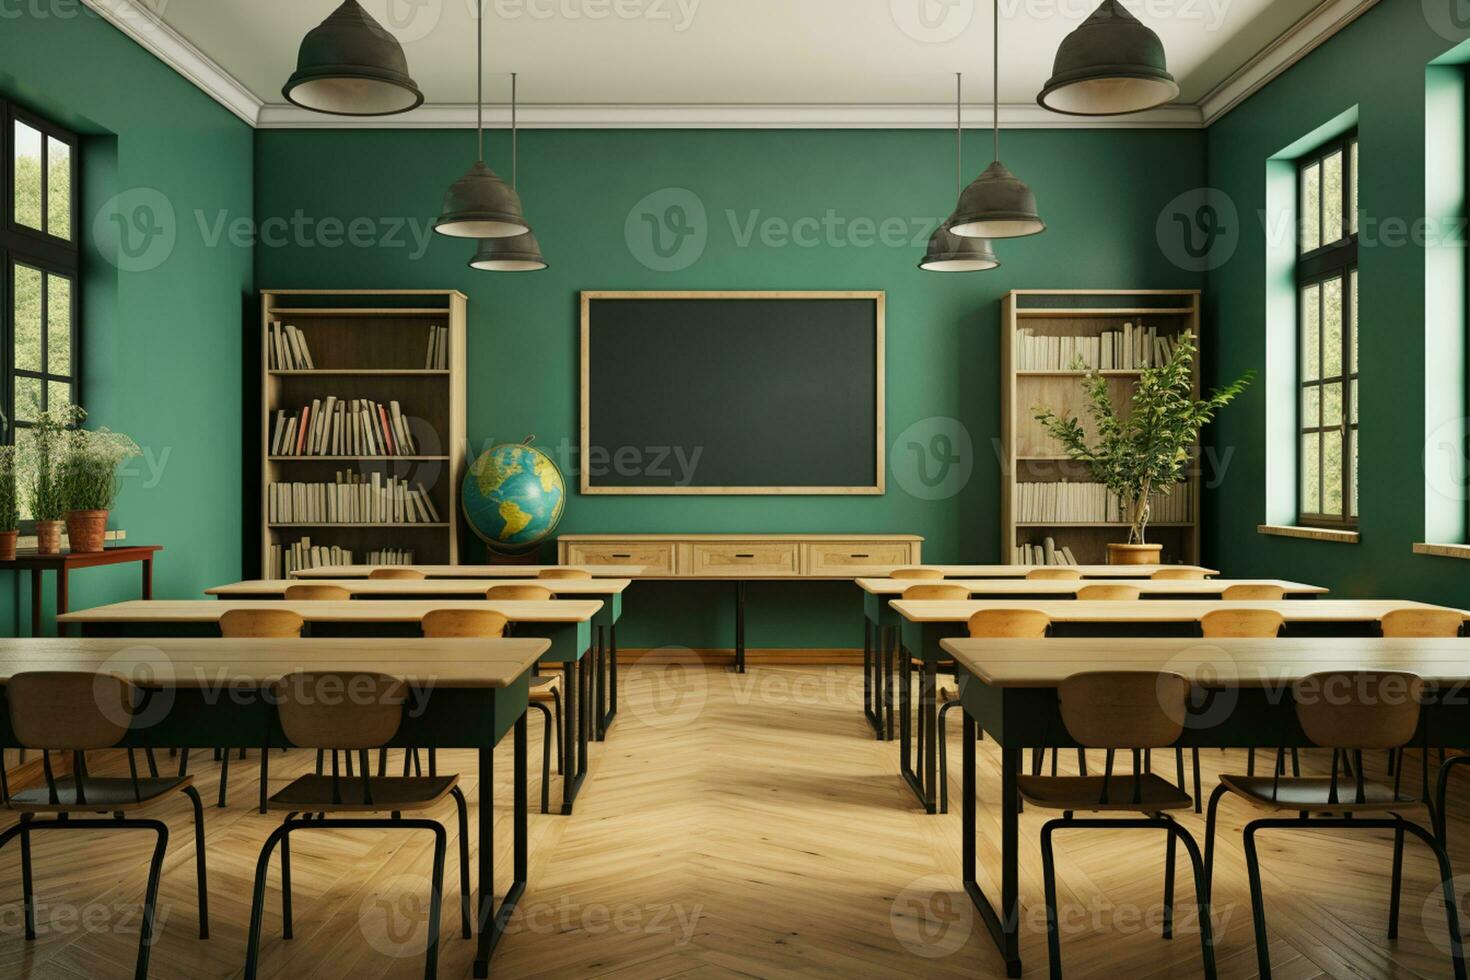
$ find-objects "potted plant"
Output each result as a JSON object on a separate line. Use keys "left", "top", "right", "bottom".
{"left": 1033, "top": 332, "right": 1252, "bottom": 564}
{"left": 21, "top": 406, "right": 70, "bottom": 554}
{"left": 0, "top": 446, "right": 18, "bottom": 560}
{"left": 57, "top": 409, "right": 140, "bottom": 553}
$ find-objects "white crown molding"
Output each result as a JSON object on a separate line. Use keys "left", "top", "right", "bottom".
{"left": 256, "top": 101, "right": 1203, "bottom": 129}
{"left": 1198, "top": 0, "right": 1380, "bottom": 126}
{"left": 83, "top": 0, "right": 262, "bottom": 126}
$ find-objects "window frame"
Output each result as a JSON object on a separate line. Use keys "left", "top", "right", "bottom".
{"left": 1295, "top": 130, "right": 1358, "bottom": 529}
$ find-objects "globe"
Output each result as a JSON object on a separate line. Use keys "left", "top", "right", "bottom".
{"left": 461, "top": 442, "right": 567, "bottom": 555}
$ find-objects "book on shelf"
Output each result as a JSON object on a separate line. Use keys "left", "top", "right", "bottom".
{"left": 1016, "top": 322, "right": 1179, "bottom": 371}
{"left": 268, "top": 472, "right": 438, "bottom": 525}
{"left": 269, "top": 539, "right": 416, "bottom": 578}
{"left": 270, "top": 396, "right": 419, "bottom": 457}
{"left": 267, "top": 322, "right": 316, "bottom": 370}
{"left": 425, "top": 324, "right": 449, "bottom": 370}
{"left": 1014, "top": 481, "right": 1191, "bottom": 524}
{"left": 1013, "top": 537, "right": 1078, "bottom": 565}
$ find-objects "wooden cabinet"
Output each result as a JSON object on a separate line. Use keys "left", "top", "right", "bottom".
{"left": 556, "top": 534, "right": 921, "bottom": 579}
{"left": 803, "top": 540, "right": 917, "bottom": 577}
{"left": 685, "top": 541, "right": 800, "bottom": 577}
{"left": 561, "top": 540, "right": 676, "bottom": 576}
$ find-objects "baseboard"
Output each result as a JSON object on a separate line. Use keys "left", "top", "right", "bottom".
{"left": 616, "top": 647, "right": 861, "bottom": 666}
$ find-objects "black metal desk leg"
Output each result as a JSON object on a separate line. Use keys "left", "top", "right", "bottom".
{"left": 608, "top": 624, "right": 618, "bottom": 729}
{"left": 1000, "top": 747, "right": 1022, "bottom": 975}
{"left": 863, "top": 619, "right": 882, "bottom": 739}
{"left": 732, "top": 580, "right": 747, "bottom": 673}
{"left": 561, "top": 660, "right": 580, "bottom": 814}
{"left": 579, "top": 650, "right": 591, "bottom": 779}
{"left": 922, "top": 661, "right": 938, "bottom": 809}
{"left": 473, "top": 715, "right": 529, "bottom": 979}
{"left": 590, "top": 626, "right": 602, "bottom": 742}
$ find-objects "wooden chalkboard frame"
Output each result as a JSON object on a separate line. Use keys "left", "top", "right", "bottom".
{"left": 579, "top": 290, "right": 885, "bottom": 495}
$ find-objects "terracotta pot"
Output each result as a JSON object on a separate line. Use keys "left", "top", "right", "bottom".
{"left": 34, "top": 519, "right": 62, "bottom": 554}
{"left": 0, "top": 530, "right": 16, "bottom": 561}
{"left": 65, "top": 509, "right": 108, "bottom": 553}
{"left": 1107, "top": 542, "right": 1163, "bottom": 565}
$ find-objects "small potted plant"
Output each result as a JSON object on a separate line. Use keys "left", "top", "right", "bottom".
{"left": 0, "top": 446, "right": 18, "bottom": 560}
{"left": 58, "top": 409, "right": 140, "bottom": 553}
{"left": 22, "top": 406, "right": 70, "bottom": 554}
{"left": 1033, "top": 332, "right": 1252, "bottom": 564}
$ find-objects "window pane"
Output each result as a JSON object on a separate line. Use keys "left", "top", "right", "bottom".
{"left": 1349, "top": 427, "right": 1358, "bottom": 517}
{"left": 47, "top": 381, "right": 71, "bottom": 414}
{"left": 1349, "top": 141, "right": 1358, "bottom": 235}
{"left": 1302, "top": 433, "right": 1321, "bottom": 514}
{"left": 1302, "top": 284, "right": 1321, "bottom": 381}
{"left": 46, "top": 136, "right": 70, "bottom": 241}
{"left": 1323, "top": 430, "right": 1344, "bottom": 516}
{"left": 1322, "top": 150, "right": 1343, "bottom": 245}
{"left": 15, "top": 429, "right": 34, "bottom": 521}
{"left": 46, "top": 274, "right": 70, "bottom": 375}
{"left": 1302, "top": 386, "right": 1320, "bottom": 428}
{"left": 1349, "top": 378, "right": 1357, "bottom": 424}
{"left": 13, "top": 264, "right": 42, "bottom": 373}
{"left": 1323, "top": 381, "right": 1342, "bottom": 426}
{"left": 13, "top": 120, "right": 42, "bottom": 231}
{"left": 1349, "top": 268, "right": 1358, "bottom": 375}
{"left": 1323, "top": 276, "right": 1343, "bottom": 377}
{"left": 15, "top": 378, "right": 41, "bottom": 422}
{"left": 1301, "top": 162, "right": 1321, "bottom": 251}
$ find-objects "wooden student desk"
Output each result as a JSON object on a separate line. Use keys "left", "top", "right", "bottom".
{"left": 0, "top": 544, "right": 162, "bottom": 636}
{"left": 888, "top": 598, "right": 1470, "bottom": 813}
{"left": 874, "top": 563, "right": 1219, "bottom": 578}
{"left": 58, "top": 599, "right": 603, "bottom": 815}
{"left": 206, "top": 579, "right": 631, "bottom": 741}
{"left": 937, "top": 635, "right": 1470, "bottom": 978}
{"left": 0, "top": 635, "right": 549, "bottom": 979}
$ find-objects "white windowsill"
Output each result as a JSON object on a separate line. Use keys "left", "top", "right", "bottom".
{"left": 1257, "top": 523, "right": 1360, "bottom": 544}
{"left": 1413, "top": 542, "right": 1470, "bottom": 560}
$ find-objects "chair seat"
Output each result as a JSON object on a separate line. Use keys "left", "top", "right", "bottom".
{"left": 939, "top": 686, "right": 958, "bottom": 704}
{"left": 1016, "top": 773, "right": 1193, "bottom": 812}
{"left": 530, "top": 673, "right": 560, "bottom": 702}
{"left": 267, "top": 774, "right": 458, "bottom": 813}
{"left": 7, "top": 775, "right": 193, "bottom": 812}
{"left": 1219, "top": 774, "right": 1415, "bottom": 812}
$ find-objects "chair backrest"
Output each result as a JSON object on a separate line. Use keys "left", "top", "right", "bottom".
{"left": 1057, "top": 671, "right": 1190, "bottom": 749}
{"left": 486, "top": 584, "right": 554, "bottom": 601}
{"left": 1199, "top": 609, "right": 1284, "bottom": 638}
{"left": 284, "top": 584, "right": 351, "bottom": 601}
{"left": 968, "top": 609, "right": 1051, "bottom": 638}
{"left": 890, "top": 567, "right": 943, "bottom": 581}
{"left": 1222, "top": 584, "right": 1285, "bottom": 600}
{"left": 1292, "top": 671, "right": 1424, "bottom": 750}
{"left": 1380, "top": 608, "right": 1465, "bottom": 638}
{"left": 901, "top": 584, "right": 971, "bottom": 601}
{"left": 1075, "top": 584, "right": 1141, "bottom": 601}
{"left": 6, "top": 672, "right": 135, "bottom": 750}
{"left": 1026, "top": 568, "right": 1081, "bottom": 581}
{"left": 538, "top": 568, "right": 592, "bottom": 580}
{"left": 368, "top": 568, "right": 426, "bottom": 581}
{"left": 421, "top": 609, "right": 509, "bottom": 638}
{"left": 1151, "top": 568, "right": 1208, "bottom": 580}
{"left": 273, "top": 671, "right": 406, "bottom": 750}
{"left": 220, "top": 608, "right": 305, "bottom": 638}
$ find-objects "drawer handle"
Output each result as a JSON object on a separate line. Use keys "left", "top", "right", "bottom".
{"left": 735, "top": 553, "right": 756, "bottom": 559}
{"left": 849, "top": 553, "right": 870, "bottom": 558}
{"left": 610, "top": 553, "right": 631, "bottom": 558}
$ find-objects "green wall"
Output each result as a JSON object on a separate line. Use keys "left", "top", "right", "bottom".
{"left": 1203, "top": 0, "right": 1470, "bottom": 606}
{"left": 255, "top": 127, "right": 1205, "bottom": 648}
{"left": 0, "top": 10, "right": 254, "bottom": 632}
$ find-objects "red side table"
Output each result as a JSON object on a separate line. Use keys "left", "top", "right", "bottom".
{"left": 2, "top": 545, "right": 161, "bottom": 636}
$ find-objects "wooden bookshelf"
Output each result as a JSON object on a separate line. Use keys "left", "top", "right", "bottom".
{"left": 259, "top": 289, "right": 467, "bottom": 577}
{"left": 1000, "top": 289, "right": 1202, "bottom": 566}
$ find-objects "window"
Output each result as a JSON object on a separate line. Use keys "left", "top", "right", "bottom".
{"left": 1296, "top": 132, "right": 1357, "bottom": 527}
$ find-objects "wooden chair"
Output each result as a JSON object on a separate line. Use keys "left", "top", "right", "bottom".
{"left": 902, "top": 584, "right": 970, "bottom": 601}
{"left": 220, "top": 609, "right": 306, "bottom": 812}
{"left": 1152, "top": 568, "right": 1208, "bottom": 580}
{"left": 368, "top": 567, "right": 426, "bottom": 580}
{"left": 539, "top": 568, "right": 592, "bottom": 580}
{"left": 1027, "top": 671, "right": 1216, "bottom": 978}
{"left": 870, "top": 569, "right": 943, "bottom": 740}
{"left": 1381, "top": 608, "right": 1465, "bottom": 638}
{"left": 486, "top": 584, "right": 554, "bottom": 601}
{"left": 244, "top": 671, "right": 471, "bottom": 980}
{"left": 902, "top": 584, "right": 971, "bottom": 797}
{"left": 1075, "top": 584, "right": 1141, "bottom": 601}
{"left": 1027, "top": 568, "right": 1082, "bottom": 581}
{"left": 1203, "top": 671, "right": 1464, "bottom": 980}
{"left": 421, "top": 610, "right": 561, "bottom": 814}
{"left": 283, "top": 583, "right": 351, "bottom": 601}
{"left": 1199, "top": 609, "right": 1288, "bottom": 800}
{"left": 1221, "top": 584, "right": 1285, "bottom": 600}
{"left": 0, "top": 672, "right": 209, "bottom": 977}
{"left": 890, "top": 567, "right": 944, "bottom": 580}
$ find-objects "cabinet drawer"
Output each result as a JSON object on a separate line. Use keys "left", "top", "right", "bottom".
{"left": 563, "top": 542, "right": 675, "bottom": 576}
{"left": 685, "top": 541, "right": 800, "bottom": 577}
{"left": 805, "top": 541, "right": 916, "bottom": 577}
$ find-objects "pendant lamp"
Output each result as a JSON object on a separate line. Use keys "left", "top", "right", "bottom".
{"left": 949, "top": 0, "right": 1044, "bottom": 239}
{"left": 434, "top": 1, "right": 529, "bottom": 238}
{"left": 283, "top": 1, "right": 423, "bottom": 116}
{"left": 921, "top": 74, "right": 999, "bottom": 272}
{"left": 471, "top": 74, "right": 548, "bottom": 272}
{"left": 1037, "top": 1, "right": 1178, "bottom": 116}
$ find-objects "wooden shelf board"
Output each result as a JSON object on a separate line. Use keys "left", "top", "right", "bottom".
{"left": 267, "top": 456, "right": 450, "bottom": 462}
{"left": 1016, "top": 369, "right": 1146, "bottom": 377}
{"left": 1015, "top": 522, "right": 1193, "bottom": 528}
{"left": 268, "top": 307, "right": 450, "bottom": 317}
{"left": 269, "top": 523, "right": 451, "bottom": 529}
{"left": 270, "top": 369, "right": 450, "bottom": 376}
{"left": 1015, "top": 307, "right": 1195, "bottom": 317}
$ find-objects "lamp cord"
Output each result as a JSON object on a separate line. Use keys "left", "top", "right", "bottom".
{"left": 955, "top": 72, "right": 961, "bottom": 197}
{"left": 476, "top": 0, "right": 484, "bottom": 163}
{"left": 992, "top": 0, "right": 999, "bottom": 163}
{"left": 511, "top": 72, "right": 518, "bottom": 190}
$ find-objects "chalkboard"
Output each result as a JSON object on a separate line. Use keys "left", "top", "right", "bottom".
{"left": 580, "top": 291, "right": 884, "bottom": 494}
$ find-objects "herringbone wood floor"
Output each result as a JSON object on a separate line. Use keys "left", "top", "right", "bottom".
{"left": 0, "top": 664, "right": 1464, "bottom": 978}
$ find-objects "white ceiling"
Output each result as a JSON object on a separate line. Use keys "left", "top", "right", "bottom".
{"left": 90, "top": 0, "right": 1372, "bottom": 126}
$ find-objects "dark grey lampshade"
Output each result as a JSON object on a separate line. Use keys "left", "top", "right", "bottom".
{"left": 1037, "top": 1, "right": 1179, "bottom": 116}
{"left": 949, "top": 160, "right": 1045, "bottom": 239}
{"left": 470, "top": 230, "right": 548, "bottom": 271}
{"left": 435, "top": 161, "right": 530, "bottom": 238}
{"left": 919, "top": 224, "right": 999, "bottom": 272}
{"left": 282, "top": 0, "right": 423, "bottom": 116}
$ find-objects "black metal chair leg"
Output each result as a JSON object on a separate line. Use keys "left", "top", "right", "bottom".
{"left": 1202, "top": 783, "right": 1229, "bottom": 897}
{"left": 530, "top": 701, "right": 553, "bottom": 814}
{"left": 1192, "top": 749, "right": 1202, "bottom": 813}
{"left": 1435, "top": 755, "right": 1470, "bottom": 844}
{"left": 1040, "top": 820, "right": 1064, "bottom": 980}
{"left": 281, "top": 821, "right": 294, "bottom": 940}
{"left": 244, "top": 823, "right": 290, "bottom": 980}
{"left": 551, "top": 687, "right": 564, "bottom": 775}
{"left": 424, "top": 821, "right": 448, "bottom": 980}
{"left": 144, "top": 748, "right": 159, "bottom": 778}
{"left": 1389, "top": 823, "right": 1404, "bottom": 939}
{"left": 19, "top": 815, "right": 35, "bottom": 940}
{"left": 134, "top": 820, "right": 171, "bottom": 980}
{"left": 451, "top": 786, "right": 472, "bottom": 939}
{"left": 882, "top": 628, "right": 895, "bottom": 740}
{"left": 259, "top": 748, "right": 270, "bottom": 815}
{"left": 937, "top": 700, "right": 958, "bottom": 814}
{"left": 218, "top": 750, "right": 231, "bottom": 808}
{"left": 1163, "top": 828, "right": 1177, "bottom": 940}
{"left": 182, "top": 785, "right": 210, "bottom": 938}
{"left": 1168, "top": 820, "right": 1218, "bottom": 980}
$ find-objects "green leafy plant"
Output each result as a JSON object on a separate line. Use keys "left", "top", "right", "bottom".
{"left": 1032, "top": 332, "right": 1252, "bottom": 545}
{"left": 0, "top": 446, "right": 18, "bottom": 532}
{"left": 57, "top": 408, "right": 141, "bottom": 512}
{"left": 19, "top": 404, "right": 74, "bottom": 522}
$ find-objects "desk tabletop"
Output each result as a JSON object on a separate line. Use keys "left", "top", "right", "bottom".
{"left": 856, "top": 577, "right": 1324, "bottom": 596}
{"left": 206, "top": 578, "right": 632, "bottom": 597}
{"left": 58, "top": 599, "right": 603, "bottom": 625}
{"left": 0, "top": 636, "right": 550, "bottom": 688}
{"left": 890, "top": 598, "right": 1469, "bottom": 624}
{"left": 880, "top": 564, "right": 1219, "bottom": 578}
{"left": 940, "top": 636, "right": 1470, "bottom": 688}
{"left": 0, "top": 545, "right": 162, "bottom": 568}
{"left": 290, "top": 564, "right": 645, "bottom": 579}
